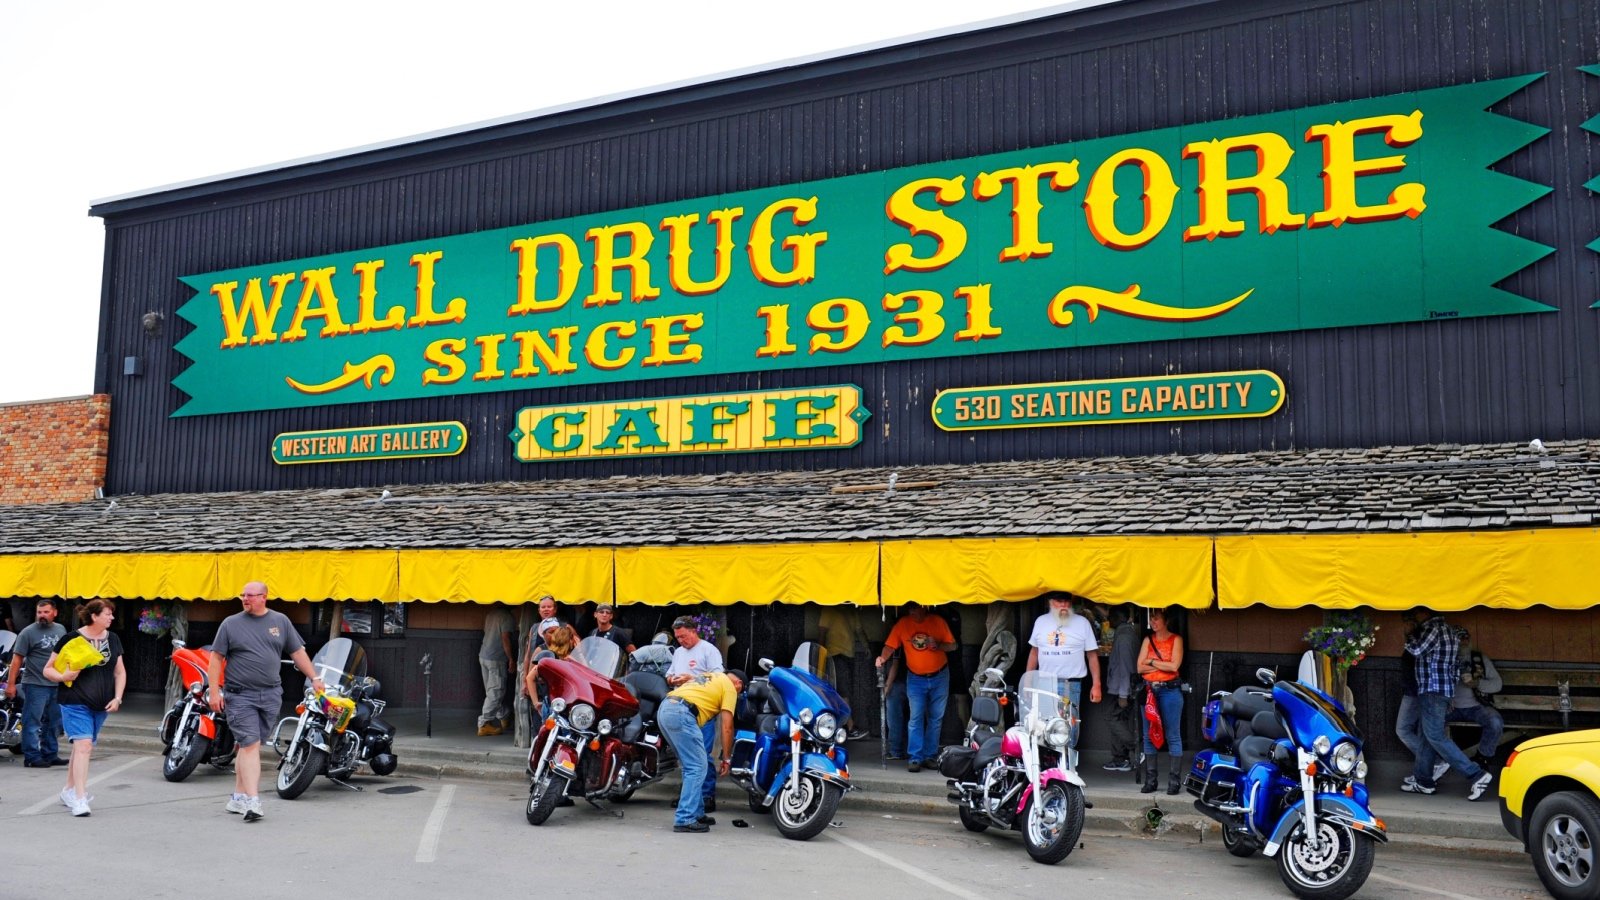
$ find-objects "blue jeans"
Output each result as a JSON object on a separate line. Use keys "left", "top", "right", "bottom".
{"left": 1395, "top": 694, "right": 1423, "bottom": 758}
{"left": 906, "top": 668, "right": 949, "bottom": 764}
{"left": 886, "top": 679, "right": 908, "bottom": 757}
{"left": 20, "top": 683, "right": 61, "bottom": 762}
{"left": 1413, "top": 692, "right": 1484, "bottom": 786}
{"left": 1447, "top": 703, "right": 1504, "bottom": 759}
{"left": 660, "top": 698, "right": 708, "bottom": 826}
{"left": 1142, "top": 683, "right": 1184, "bottom": 756}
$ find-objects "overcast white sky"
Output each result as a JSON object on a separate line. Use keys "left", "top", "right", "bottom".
{"left": 0, "top": 0, "right": 1078, "bottom": 405}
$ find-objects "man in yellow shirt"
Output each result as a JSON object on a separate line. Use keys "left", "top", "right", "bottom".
{"left": 659, "top": 669, "right": 745, "bottom": 833}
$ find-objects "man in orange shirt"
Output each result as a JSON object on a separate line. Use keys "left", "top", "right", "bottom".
{"left": 875, "top": 603, "right": 957, "bottom": 772}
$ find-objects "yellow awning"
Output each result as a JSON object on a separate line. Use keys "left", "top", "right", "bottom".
{"left": 881, "top": 537, "right": 1214, "bottom": 608}
{"left": 397, "top": 548, "right": 612, "bottom": 604}
{"left": 1216, "top": 529, "right": 1600, "bottom": 610}
{"left": 0, "top": 554, "right": 66, "bottom": 598}
{"left": 615, "top": 542, "right": 878, "bottom": 606}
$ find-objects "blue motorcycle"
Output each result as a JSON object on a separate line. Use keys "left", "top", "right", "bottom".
{"left": 730, "top": 642, "right": 852, "bottom": 840}
{"left": 1187, "top": 667, "right": 1386, "bottom": 900}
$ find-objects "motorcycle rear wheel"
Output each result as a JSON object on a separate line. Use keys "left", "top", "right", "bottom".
{"left": 773, "top": 776, "right": 843, "bottom": 841}
{"left": 1275, "top": 818, "right": 1376, "bottom": 900}
{"left": 957, "top": 804, "right": 990, "bottom": 833}
{"left": 276, "top": 741, "right": 326, "bottom": 800}
{"left": 1223, "top": 825, "right": 1258, "bottom": 858}
{"left": 526, "top": 774, "right": 565, "bottom": 826}
{"left": 162, "top": 722, "right": 209, "bottom": 783}
{"left": 1022, "top": 782, "right": 1086, "bottom": 865}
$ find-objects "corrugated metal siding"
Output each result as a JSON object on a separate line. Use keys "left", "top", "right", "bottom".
{"left": 96, "top": 0, "right": 1600, "bottom": 495}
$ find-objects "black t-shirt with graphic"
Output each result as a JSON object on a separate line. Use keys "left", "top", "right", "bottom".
{"left": 57, "top": 631, "right": 123, "bottom": 711}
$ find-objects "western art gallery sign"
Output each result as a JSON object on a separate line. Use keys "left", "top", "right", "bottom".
{"left": 172, "top": 76, "right": 1550, "bottom": 416}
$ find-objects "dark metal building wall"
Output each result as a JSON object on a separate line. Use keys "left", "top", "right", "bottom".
{"left": 95, "top": 0, "right": 1600, "bottom": 495}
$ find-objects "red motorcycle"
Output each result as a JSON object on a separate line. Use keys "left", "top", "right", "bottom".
{"left": 158, "top": 639, "right": 238, "bottom": 781}
{"left": 525, "top": 638, "right": 675, "bottom": 825}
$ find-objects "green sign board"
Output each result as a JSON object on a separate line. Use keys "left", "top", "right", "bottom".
{"left": 175, "top": 76, "right": 1551, "bottom": 416}
{"left": 271, "top": 421, "right": 467, "bottom": 464}
{"left": 932, "top": 371, "right": 1285, "bottom": 431}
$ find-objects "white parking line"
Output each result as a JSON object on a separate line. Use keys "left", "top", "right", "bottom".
{"left": 16, "top": 755, "right": 150, "bottom": 816}
{"left": 415, "top": 784, "right": 456, "bottom": 863}
{"left": 826, "top": 830, "right": 992, "bottom": 900}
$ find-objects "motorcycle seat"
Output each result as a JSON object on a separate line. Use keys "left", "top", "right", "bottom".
{"left": 970, "top": 695, "right": 1003, "bottom": 728}
{"left": 1237, "top": 734, "right": 1278, "bottom": 771}
{"left": 620, "top": 717, "right": 644, "bottom": 744}
{"left": 623, "top": 672, "right": 669, "bottom": 720}
{"left": 1249, "top": 708, "right": 1287, "bottom": 741}
{"left": 1221, "top": 687, "right": 1274, "bottom": 722}
{"left": 973, "top": 734, "right": 1005, "bottom": 771}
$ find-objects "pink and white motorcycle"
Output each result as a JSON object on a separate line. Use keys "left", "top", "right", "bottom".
{"left": 938, "top": 669, "right": 1087, "bottom": 864}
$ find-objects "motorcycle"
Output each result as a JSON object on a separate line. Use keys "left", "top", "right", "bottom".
{"left": 0, "top": 631, "right": 20, "bottom": 756}
{"left": 938, "top": 669, "right": 1087, "bottom": 864}
{"left": 270, "top": 637, "right": 398, "bottom": 799}
{"left": 729, "top": 641, "right": 852, "bottom": 841}
{"left": 157, "top": 638, "right": 238, "bottom": 781}
{"left": 526, "top": 636, "right": 675, "bottom": 825}
{"left": 1186, "top": 667, "right": 1386, "bottom": 900}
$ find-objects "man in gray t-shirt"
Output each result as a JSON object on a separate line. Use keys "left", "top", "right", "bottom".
{"left": 4, "top": 599, "right": 66, "bottom": 766}
{"left": 206, "top": 581, "right": 324, "bottom": 822}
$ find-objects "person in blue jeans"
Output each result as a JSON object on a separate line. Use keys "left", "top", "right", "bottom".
{"left": 1137, "top": 606, "right": 1185, "bottom": 794}
{"left": 658, "top": 670, "right": 744, "bottom": 833}
{"left": 1401, "top": 608, "right": 1494, "bottom": 800}
{"left": 875, "top": 603, "right": 957, "bottom": 772}
{"left": 5, "top": 599, "right": 67, "bottom": 768}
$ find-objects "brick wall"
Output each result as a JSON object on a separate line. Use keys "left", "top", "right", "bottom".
{"left": 0, "top": 395, "right": 110, "bottom": 504}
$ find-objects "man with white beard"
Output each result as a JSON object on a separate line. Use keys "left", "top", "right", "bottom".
{"left": 1025, "top": 592, "right": 1103, "bottom": 763}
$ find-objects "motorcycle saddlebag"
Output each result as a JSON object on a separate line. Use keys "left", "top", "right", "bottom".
{"left": 938, "top": 746, "right": 976, "bottom": 779}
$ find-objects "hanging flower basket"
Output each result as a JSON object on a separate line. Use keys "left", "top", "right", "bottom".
{"left": 138, "top": 603, "right": 174, "bottom": 637}
{"left": 1303, "top": 611, "right": 1378, "bottom": 675}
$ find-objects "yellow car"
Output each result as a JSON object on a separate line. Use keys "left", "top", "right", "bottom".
{"left": 1499, "top": 729, "right": 1600, "bottom": 900}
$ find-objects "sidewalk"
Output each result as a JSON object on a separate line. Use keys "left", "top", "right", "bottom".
{"left": 83, "top": 694, "right": 1518, "bottom": 853}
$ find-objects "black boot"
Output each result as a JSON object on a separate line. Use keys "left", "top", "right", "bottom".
{"left": 1167, "top": 755, "right": 1183, "bottom": 795}
{"left": 1140, "top": 756, "right": 1158, "bottom": 794}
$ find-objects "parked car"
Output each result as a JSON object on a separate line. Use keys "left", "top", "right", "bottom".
{"left": 1499, "top": 729, "right": 1600, "bottom": 900}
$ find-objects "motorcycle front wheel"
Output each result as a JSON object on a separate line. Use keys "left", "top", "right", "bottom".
{"left": 162, "top": 720, "right": 209, "bottom": 783}
{"left": 1022, "top": 781, "right": 1086, "bottom": 865}
{"left": 1275, "top": 818, "right": 1376, "bottom": 900}
{"left": 773, "top": 775, "right": 843, "bottom": 841}
{"left": 526, "top": 773, "right": 565, "bottom": 826}
{"left": 276, "top": 740, "right": 326, "bottom": 800}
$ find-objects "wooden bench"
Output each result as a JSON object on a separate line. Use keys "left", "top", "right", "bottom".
{"left": 1448, "top": 664, "right": 1600, "bottom": 750}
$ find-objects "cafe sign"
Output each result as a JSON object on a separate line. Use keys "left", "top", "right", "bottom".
{"left": 932, "top": 371, "right": 1285, "bottom": 431}
{"left": 272, "top": 421, "right": 467, "bottom": 464}
{"left": 174, "top": 76, "right": 1550, "bottom": 416}
{"left": 510, "top": 385, "right": 870, "bottom": 462}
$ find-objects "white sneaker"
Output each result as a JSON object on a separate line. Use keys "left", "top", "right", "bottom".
{"left": 242, "top": 796, "right": 264, "bottom": 822}
{"left": 1432, "top": 761, "right": 1450, "bottom": 782}
{"left": 60, "top": 787, "right": 75, "bottom": 809}
{"left": 70, "top": 796, "right": 91, "bottom": 817}
{"left": 226, "top": 794, "right": 248, "bottom": 814}
{"left": 1468, "top": 771, "right": 1494, "bottom": 801}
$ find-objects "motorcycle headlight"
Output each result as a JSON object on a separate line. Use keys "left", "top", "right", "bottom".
{"left": 1046, "top": 717, "right": 1071, "bottom": 748}
{"left": 798, "top": 708, "right": 814, "bottom": 725}
{"left": 1356, "top": 759, "right": 1368, "bottom": 780}
{"left": 550, "top": 697, "right": 567, "bottom": 714}
{"left": 1330, "top": 741, "right": 1359, "bottom": 776}
{"left": 813, "top": 713, "right": 838, "bottom": 741}
{"left": 598, "top": 719, "right": 613, "bottom": 735}
{"left": 1313, "top": 735, "right": 1332, "bottom": 756}
{"left": 569, "top": 703, "right": 596, "bottom": 730}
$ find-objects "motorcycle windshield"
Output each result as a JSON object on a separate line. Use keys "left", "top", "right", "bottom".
{"left": 1017, "top": 671, "right": 1073, "bottom": 727}
{"left": 791, "top": 641, "right": 826, "bottom": 676}
{"left": 0, "top": 629, "right": 14, "bottom": 659}
{"left": 310, "top": 638, "right": 367, "bottom": 692}
{"left": 571, "top": 638, "right": 623, "bottom": 679}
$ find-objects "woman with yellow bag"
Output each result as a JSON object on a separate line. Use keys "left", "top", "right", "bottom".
{"left": 43, "top": 599, "right": 125, "bottom": 817}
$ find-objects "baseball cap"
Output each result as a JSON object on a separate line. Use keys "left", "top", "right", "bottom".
{"left": 595, "top": 603, "right": 616, "bottom": 614}
{"left": 537, "top": 617, "right": 561, "bottom": 635}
